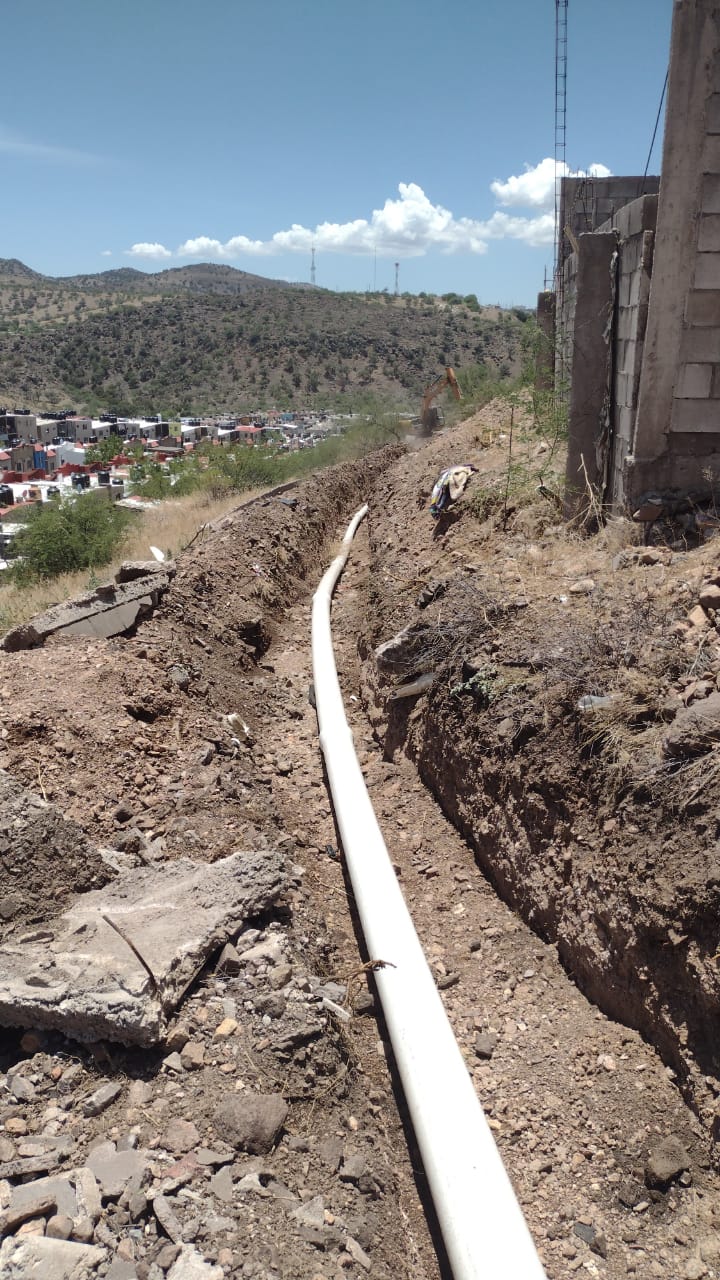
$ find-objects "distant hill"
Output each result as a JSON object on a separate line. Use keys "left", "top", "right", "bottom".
{"left": 0, "top": 259, "right": 531, "bottom": 415}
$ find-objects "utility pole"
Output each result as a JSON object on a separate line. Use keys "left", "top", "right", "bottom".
{"left": 310, "top": 245, "right": 316, "bottom": 287}
{"left": 394, "top": 262, "right": 400, "bottom": 296}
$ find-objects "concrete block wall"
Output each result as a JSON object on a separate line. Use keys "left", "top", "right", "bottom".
{"left": 627, "top": 0, "right": 720, "bottom": 503}
{"left": 603, "top": 197, "right": 657, "bottom": 508}
{"left": 562, "top": 232, "right": 617, "bottom": 515}
{"left": 559, "top": 176, "right": 660, "bottom": 267}
{"left": 670, "top": 95, "right": 720, "bottom": 435}
{"left": 560, "top": 195, "right": 657, "bottom": 511}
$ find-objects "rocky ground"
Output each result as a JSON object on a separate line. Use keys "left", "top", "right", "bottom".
{"left": 1, "top": 409, "right": 720, "bottom": 1279}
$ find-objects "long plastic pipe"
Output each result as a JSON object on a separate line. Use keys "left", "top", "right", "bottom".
{"left": 312, "top": 505, "right": 546, "bottom": 1280}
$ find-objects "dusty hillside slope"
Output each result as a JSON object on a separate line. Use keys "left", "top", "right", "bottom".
{"left": 1, "top": 421, "right": 720, "bottom": 1279}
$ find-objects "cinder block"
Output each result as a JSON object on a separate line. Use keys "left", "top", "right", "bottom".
{"left": 703, "top": 135, "right": 720, "bottom": 173}
{"left": 708, "top": 94, "right": 720, "bottom": 135}
{"left": 699, "top": 215, "right": 720, "bottom": 252}
{"left": 613, "top": 205, "right": 632, "bottom": 238}
{"left": 616, "top": 306, "right": 637, "bottom": 341}
{"left": 694, "top": 253, "right": 720, "bottom": 288}
{"left": 680, "top": 327, "right": 720, "bottom": 361}
{"left": 614, "top": 371, "right": 630, "bottom": 406}
{"left": 671, "top": 398, "right": 720, "bottom": 432}
{"left": 702, "top": 174, "right": 720, "bottom": 213}
{"left": 618, "top": 275, "right": 631, "bottom": 308}
{"left": 713, "top": 366, "right": 720, "bottom": 398}
{"left": 622, "top": 196, "right": 657, "bottom": 238}
{"left": 615, "top": 404, "right": 635, "bottom": 447}
{"left": 676, "top": 363, "right": 714, "bottom": 397}
{"left": 686, "top": 290, "right": 720, "bottom": 325}
{"left": 622, "top": 240, "right": 642, "bottom": 272}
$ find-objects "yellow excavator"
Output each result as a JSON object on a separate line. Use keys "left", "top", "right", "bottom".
{"left": 419, "top": 366, "right": 462, "bottom": 435}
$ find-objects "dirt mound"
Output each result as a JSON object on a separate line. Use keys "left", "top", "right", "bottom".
{"left": 0, "top": 771, "right": 111, "bottom": 928}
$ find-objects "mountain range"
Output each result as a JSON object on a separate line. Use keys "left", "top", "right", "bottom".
{"left": 0, "top": 259, "right": 530, "bottom": 416}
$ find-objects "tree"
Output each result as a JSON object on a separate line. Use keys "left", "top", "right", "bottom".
{"left": 11, "top": 495, "right": 133, "bottom": 583}
{"left": 85, "top": 434, "right": 127, "bottom": 464}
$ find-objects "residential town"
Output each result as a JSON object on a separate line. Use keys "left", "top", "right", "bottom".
{"left": 0, "top": 405, "right": 343, "bottom": 484}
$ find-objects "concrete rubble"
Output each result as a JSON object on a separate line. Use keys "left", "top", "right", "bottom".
{"left": 0, "top": 1235, "right": 105, "bottom": 1278}
{"left": 1, "top": 561, "right": 174, "bottom": 651}
{"left": 0, "top": 850, "right": 290, "bottom": 1044}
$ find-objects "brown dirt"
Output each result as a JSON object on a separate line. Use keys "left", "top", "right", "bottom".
{"left": 2, "top": 421, "right": 720, "bottom": 1278}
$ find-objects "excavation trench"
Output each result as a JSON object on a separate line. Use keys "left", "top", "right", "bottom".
{"left": 3, "top": 427, "right": 720, "bottom": 1278}
{"left": 351, "top": 417, "right": 720, "bottom": 1140}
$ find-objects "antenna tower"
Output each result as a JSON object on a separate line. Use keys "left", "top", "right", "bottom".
{"left": 554, "top": 0, "right": 568, "bottom": 288}
{"left": 310, "top": 245, "right": 316, "bottom": 286}
{"left": 394, "top": 262, "right": 399, "bottom": 295}
{"left": 554, "top": 0, "right": 568, "bottom": 386}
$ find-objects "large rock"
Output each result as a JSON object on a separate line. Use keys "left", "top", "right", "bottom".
{"left": 645, "top": 1136, "right": 690, "bottom": 1188}
{"left": 0, "top": 850, "right": 290, "bottom": 1045}
{"left": 213, "top": 1092, "right": 288, "bottom": 1154}
{"left": 663, "top": 691, "right": 720, "bottom": 758}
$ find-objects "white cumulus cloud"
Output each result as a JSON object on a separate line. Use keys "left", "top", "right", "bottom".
{"left": 122, "top": 162, "right": 611, "bottom": 264}
{"left": 177, "top": 234, "right": 267, "bottom": 257}
{"left": 126, "top": 242, "right": 172, "bottom": 260}
{"left": 491, "top": 158, "right": 612, "bottom": 210}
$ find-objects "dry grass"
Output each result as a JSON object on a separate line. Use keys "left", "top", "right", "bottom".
{"left": 0, "top": 487, "right": 265, "bottom": 629}
{"left": 576, "top": 669, "right": 668, "bottom": 791}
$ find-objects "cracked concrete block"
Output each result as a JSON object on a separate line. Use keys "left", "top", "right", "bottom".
{"left": 0, "top": 850, "right": 290, "bottom": 1045}
{"left": 0, "top": 574, "right": 170, "bottom": 651}
{"left": 0, "top": 1235, "right": 105, "bottom": 1279}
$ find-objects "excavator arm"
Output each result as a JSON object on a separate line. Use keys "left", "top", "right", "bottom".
{"left": 420, "top": 367, "right": 462, "bottom": 434}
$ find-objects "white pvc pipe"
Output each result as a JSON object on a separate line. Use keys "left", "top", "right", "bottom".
{"left": 312, "top": 505, "right": 546, "bottom": 1280}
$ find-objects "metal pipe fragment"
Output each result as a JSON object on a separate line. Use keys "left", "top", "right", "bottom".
{"left": 311, "top": 504, "right": 546, "bottom": 1280}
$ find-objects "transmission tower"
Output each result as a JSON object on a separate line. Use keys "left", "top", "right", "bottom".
{"left": 554, "top": 0, "right": 568, "bottom": 289}
{"left": 310, "top": 245, "right": 316, "bottom": 286}
{"left": 394, "top": 262, "right": 399, "bottom": 296}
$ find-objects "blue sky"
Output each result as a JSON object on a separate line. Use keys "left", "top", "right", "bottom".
{"left": 3, "top": 0, "right": 673, "bottom": 305}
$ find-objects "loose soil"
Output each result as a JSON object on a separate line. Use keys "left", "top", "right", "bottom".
{"left": 1, "top": 412, "right": 720, "bottom": 1279}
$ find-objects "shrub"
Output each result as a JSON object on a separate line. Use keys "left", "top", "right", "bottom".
{"left": 10, "top": 494, "right": 133, "bottom": 583}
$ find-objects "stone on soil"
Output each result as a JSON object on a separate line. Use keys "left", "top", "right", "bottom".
{"left": 166, "top": 1244, "right": 224, "bottom": 1279}
{"left": 663, "top": 692, "right": 720, "bottom": 758}
{"left": 86, "top": 1142, "right": 149, "bottom": 1200}
{"left": 213, "top": 1092, "right": 288, "bottom": 1154}
{"left": 645, "top": 1137, "right": 691, "bottom": 1188}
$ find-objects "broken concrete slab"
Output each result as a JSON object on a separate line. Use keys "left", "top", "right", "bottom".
{"left": 115, "top": 560, "right": 174, "bottom": 584}
{"left": 0, "top": 849, "right": 290, "bottom": 1045}
{"left": 0, "top": 564, "right": 174, "bottom": 651}
{"left": 0, "top": 1235, "right": 105, "bottom": 1279}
